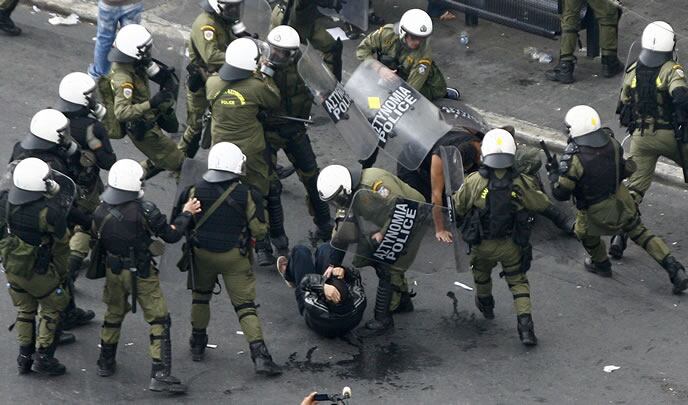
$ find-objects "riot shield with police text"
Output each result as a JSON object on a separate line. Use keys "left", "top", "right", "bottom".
{"left": 317, "top": 0, "right": 369, "bottom": 32}
{"left": 177, "top": 158, "right": 207, "bottom": 201}
{"left": 297, "top": 44, "right": 379, "bottom": 161}
{"left": 344, "top": 59, "right": 452, "bottom": 171}
{"left": 242, "top": 0, "right": 273, "bottom": 39}
{"left": 439, "top": 145, "right": 468, "bottom": 272}
{"left": 434, "top": 99, "right": 488, "bottom": 136}
{"left": 331, "top": 189, "right": 458, "bottom": 274}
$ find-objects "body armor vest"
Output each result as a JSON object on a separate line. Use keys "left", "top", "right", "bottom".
{"left": 479, "top": 169, "right": 517, "bottom": 240}
{"left": 632, "top": 63, "right": 673, "bottom": 124}
{"left": 8, "top": 200, "right": 45, "bottom": 246}
{"left": 572, "top": 140, "right": 620, "bottom": 209}
{"left": 69, "top": 116, "right": 100, "bottom": 187}
{"left": 192, "top": 180, "right": 248, "bottom": 252}
{"left": 11, "top": 143, "right": 69, "bottom": 174}
{"left": 94, "top": 200, "right": 151, "bottom": 257}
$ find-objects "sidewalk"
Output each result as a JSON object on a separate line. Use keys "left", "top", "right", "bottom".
{"left": 21, "top": 0, "right": 688, "bottom": 186}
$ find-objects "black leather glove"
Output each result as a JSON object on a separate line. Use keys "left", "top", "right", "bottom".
{"left": 150, "top": 90, "right": 172, "bottom": 108}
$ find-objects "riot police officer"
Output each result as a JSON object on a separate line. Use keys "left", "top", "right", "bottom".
{"left": 175, "top": 142, "right": 282, "bottom": 375}
{"left": 452, "top": 129, "right": 551, "bottom": 346}
{"left": 10, "top": 109, "right": 96, "bottom": 331}
{"left": 356, "top": 8, "right": 459, "bottom": 101}
{"left": 57, "top": 72, "right": 117, "bottom": 283}
{"left": 547, "top": 105, "right": 688, "bottom": 294}
{"left": 317, "top": 165, "right": 425, "bottom": 334}
{"left": 0, "top": 158, "right": 75, "bottom": 375}
{"left": 92, "top": 159, "right": 200, "bottom": 393}
{"left": 0, "top": 0, "right": 20, "bottom": 35}
{"left": 612, "top": 21, "right": 688, "bottom": 258}
{"left": 262, "top": 25, "right": 333, "bottom": 255}
{"left": 206, "top": 37, "right": 281, "bottom": 265}
{"left": 106, "top": 24, "right": 185, "bottom": 179}
{"left": 179, "top": 0, "right": 240, "bottom": 158}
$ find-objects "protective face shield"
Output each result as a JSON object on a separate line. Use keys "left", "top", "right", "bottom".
{"left": 398, "top": 9, "right": 433, "bottom": 42}
{"left": 8, "top": 157, "right": 60, "bottom": 205}
{"left": 266, "top": 25, "right": 301, "bottom": 68}
{"left": 203, "top": 142, "right": 246, "bottom": 182}
{"left": 317, "top": 165, "right": 353, "bottom": 206}
{"left": 219, "top": 37, "right": 260, "bottom": 81}
{"left": 564, "top": 105, "right": 602, "bottom": 139}
{"left": 58, "top": 72, "right": 107, "bottom": 120}
{"left": 480, "top": 128, "right": 516, "bottom": 169}
{"left": 101, "top": 159, "right": 145, "bottom": 205}
{"left": 639, "top": 21, "right": 676, "bottom": 67}
{"left": 113, "top": 24, "right": 154, "bottom": 61}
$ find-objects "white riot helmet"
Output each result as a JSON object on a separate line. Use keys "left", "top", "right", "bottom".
{"left": 23, "top": 109, "right": 74, "bottom": 152}
{"left": 317, "top": 165, "right": 357, "bottom": 206}
{"left": 481, "top": 129, "right": 516, "bottom": 169}
{"left": 399, "top": 9, "right": 433, "bottom": 41}
{"left": 208, "top": 0, "right": 244, "bottom": 28}
{"left": 111, "top": 24, "right": 153, "bottom": 62}
{"left": 9, "top": 158, "right": 58, "bottom": 205}
{"left": 266, "top": 25, "right": 300, "bottom": 67}
{"left": 219, "top": 37, "right": 260, "bottom": 81}
{"left": 101, "top": 159, "right": 145, "bottom": 204}
{"left": 204, "top": 142, "right": 246, "bottom": 183}
{"left": 564, "top": 105, "right": 601, "bottom": 138}
{"left": 639, "top": 21, "right": 676, "bottom": 67}
{"left": 57, "top": 72, "right": 107, "bottom": 120}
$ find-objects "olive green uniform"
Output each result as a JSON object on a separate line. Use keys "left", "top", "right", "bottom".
{"left": 553, "top": 144, "right": 671, "bottom": 266}
{"left": 179, "top": 10, "right": 236, "bottom": 157}
{"left": 206, "top": 72, "right": 281, "bottom": 196}
{"left": 619, "top": 61, "right": 688, "bottom": 204}
{"left": 356, "top": 24, "right": 447, "bottom": 101}
{"left": 559, "top": 0, "right": 619, "bottom": 61}
{"left": 1, "top": 204, "right": 71, "bottom": 350}
{"left": 185, "top": 184, "right": 268, "bottom": 343}
{"left": 453, "top": 170, "right": 550, "bottom": 315}
{"left": 343, "top": 168, "right": 425, "bottom": 311}
{"left": 109, "top": 62, "right": 185, "bottom": 173}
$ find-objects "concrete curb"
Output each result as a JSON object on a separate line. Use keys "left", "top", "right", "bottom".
{"left": 21, "top": 0, "right": 688, "bottom": 189}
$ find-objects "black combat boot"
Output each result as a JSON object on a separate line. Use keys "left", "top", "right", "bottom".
{"left": 475, "top": 295, "right": 495, "bottom": 319}
{"left": 249, "top": 340, "right": 283, "bottom": 376}
{"left": 275, "top": 163, "right": 296, "bottom": 180}
{"left": 584, "top": 258, "right": 612, "bottom": 277}
{"left": 61, "top": 305, "right": 95, "bottom": 330}
{"left": 0, "top": 10, "right": 21, "bottom": 36}
{"left": 67, "top": 253, "right": 84, "bottom": 282}
{"left": 609, "top": 233, "right": 628, "bottom": 259}
{"left": 540, "top": 204, "right": 575, "bottom": 235}
{"left": 32, "top": 344, "right": 66, "bottom": 376}
{"left": 601, "top": 55, "right": 623, "bottom": 78}
{"left": 662, "top": 256, "right": 688, "bottom": 294}
{"left": 17, "top": 345, "right": 34, "bottom": 374}
{"left": 517, "top": 314, "right": 538, "bottom": 346}
{"left": 271, "top": 234, "right": 290, "bottom": 257}
{"left": 255, "top": 238, "right": 276, "bottom": 266}
{"left": 392, "top": 291, "right": 416, "bottom": 314}
{"left": 545, "top": 60, "right": 575, "bottom": 84}
{"left": 97, "top": 341, "right": 117, "bottom": 377}
{"left": 445, "top": 87, "right": 461, "bottom": 100}
{"left": 57, "top": 332, "right": 76, "bottom": 345}
{"left": 189, "top": 328, "right": 208, "bottom": 362}
{"left": 149, "top": 317, "right": 187, "bottom": 394}
{"left": 363, "top": 271, "right": 394, "bottom": 334}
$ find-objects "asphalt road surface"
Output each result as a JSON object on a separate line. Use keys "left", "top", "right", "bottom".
{"left": 1, "top": 6, "right": 688, "bottom": 405}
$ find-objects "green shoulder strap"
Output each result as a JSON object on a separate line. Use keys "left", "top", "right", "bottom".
{"left": 193, "top": 182, "right": 237, "bottom": 231}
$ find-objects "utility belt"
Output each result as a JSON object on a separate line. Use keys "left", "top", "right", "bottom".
{"left": 634, "top": 122, "right": 674, "bottom": 132}
{"left": 106, "top": 251, "right": 151, "bottom": 278}
{"left": 460, "top": 209, "right": 530, "bottom": 247}
{"left": 264, "top": 121, "right": 305, "bottom": 137}
{"left": 574, "top": 192, "right": 614, "bottom": 210}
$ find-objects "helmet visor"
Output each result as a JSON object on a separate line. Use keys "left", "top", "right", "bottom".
{"left": 136, "top": 39, "right": 153, "bottom": 61}
{"left": 219, "top": 1, "right": 243, "bottom": 21}
{"left": 267, "top": 45, "right": 297, "bottom": 67}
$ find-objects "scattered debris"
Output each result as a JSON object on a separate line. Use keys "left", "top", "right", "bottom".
{"left": 32, "top": 5, "right": 41, "bottom": 13}
{"left": 603, "top": 365, "right": 620, "bottom": 373}
{"left": 236, "top": 331, "right": 244, "bottom": 335}
{"left": 237, "top": 350, "right": 245, "bottom": 355}
{"left": 454, "top": 281, "right": 473, "bottom": 291}
{"left": 206, "top": 344, "right": 218, "bottom": 349}
{"left": 48, "top": 13, "right": 80, "bottom": 26}
{"left": 523, "top": 47, "right": 553, "bottom": 63}
{"left": 125, "top": 342, "right": 134, "bottom": 346}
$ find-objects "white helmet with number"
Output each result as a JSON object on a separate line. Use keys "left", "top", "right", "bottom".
{"left": 399, "top": 9, "right": 433, "bottom": 40}
{"left": 219, "top": 37, "right": 259, "bottom": 81}
{"left": 640, "top": 21, "right": 676, "bottom": 67}
{"left": 266, "top": 25, "right": 301, "bottom": 68}
{"left": 9, "top": 158, "right": 54, "bottom": 205}
{"left": 317, "top": 165, "right": 352, "bottom": 202}
{"left": 564, "top": 105, "right": 601, "bottom": 138}
{"left": 102, "top": 159, "right": 145, "bottom": 204}
{"left": 113, "top": 24, "right": 153, "bottom": 61}
{"left": 481, "top": 129, "right": 516, "bottom": 169}
{"left": 25, "top": 109, "right": 71, "bottom": 151}
{"left": 204, "top": 142, "right": 246, "bottom": 182}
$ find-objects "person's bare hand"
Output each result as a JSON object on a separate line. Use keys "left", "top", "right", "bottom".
{"left": 371, "top": 232, "right": 383, "bottom": 243}
{"left": 183, "top": 197, "right": 201, "bottom": 215}
{"left": 435, "top": 230, "right": 453, "bottom": 243}
{"left": 331, "top": 266, "right": 345, "bottom": 279}
{"left": 300, "top": 392, "right": 318, "bottom": 405}
{"left": 324, "top": 284, "right": 341, "bottom": 304}
{"left": 380, "top": 67, "right": 398, "bottom": 82}
{"left": 323, "top": 265, "right": 335, "bottom": 279}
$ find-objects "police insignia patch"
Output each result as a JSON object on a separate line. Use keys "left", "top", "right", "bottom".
{"left": 203, "top": 30, "right": 214, "bottom": 41}
{"left": 418, "top": 64, "right": 427, "bottom": 74}
{"left": 121, "top": 83, "right": 134, "bottom": 99}
{"left": 677, "top": 69, "right": 685, "bottom": 78}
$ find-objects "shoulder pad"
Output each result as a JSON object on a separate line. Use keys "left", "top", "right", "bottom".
{"left": 140, "top": 200, "right": 160, "bottom": 218}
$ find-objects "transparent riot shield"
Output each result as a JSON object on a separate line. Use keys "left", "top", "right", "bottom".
{"left": 434, "top": 99, "right": 488, "bottom": 136}
{"left": 176, "top": 158, "right": 207, "bottom": 201}
{"left": 50, "top": 170, "right": 77, "bottom": 214}
{"left": 297, "top": 44, "right": 379, "bottom": 161}
{"left": 242, "top": 0, "right": 273, "bottom": 39}
{"left": 344, "top": 59, "right": 452, "bottom": 171}
{"left": 439, "top": 145, "right": 468, "bottom": 272}
{"left": 317, "top": 0, "right": 369, "bottom": 32}
{"left": 330, "top": 189, "right": 458, "bottom": 274}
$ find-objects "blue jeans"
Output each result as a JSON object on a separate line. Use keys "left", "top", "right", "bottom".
{"left": 88, "top": 1, "right": 143, "bottom": 79}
